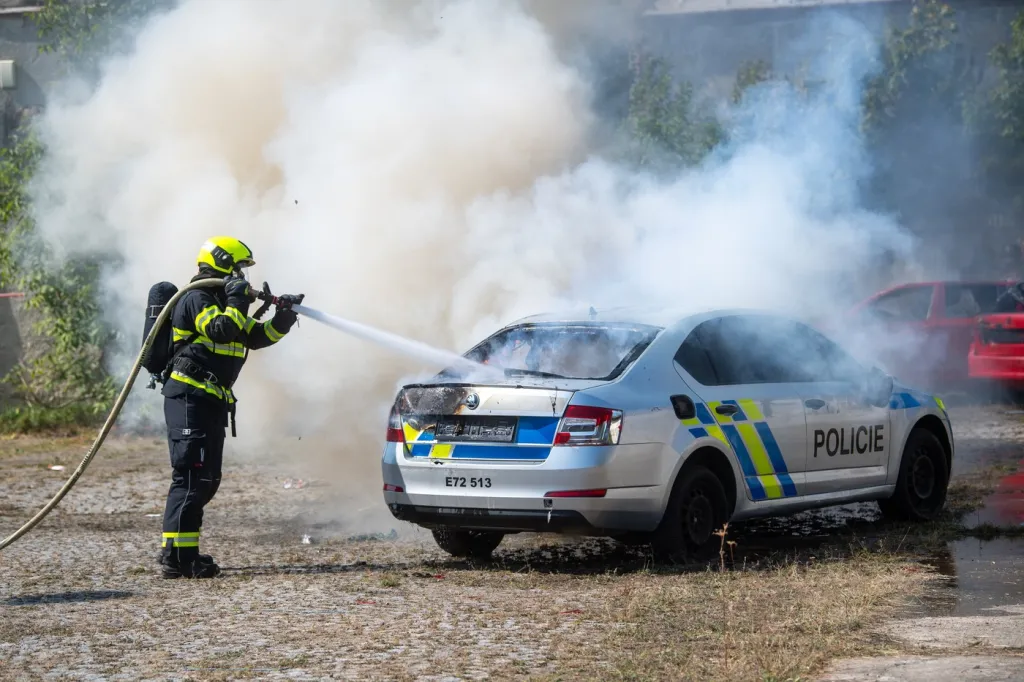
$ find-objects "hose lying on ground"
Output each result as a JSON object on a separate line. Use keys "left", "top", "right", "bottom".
{"left": 0, "top": 278, "right": 226, "bottom": 552}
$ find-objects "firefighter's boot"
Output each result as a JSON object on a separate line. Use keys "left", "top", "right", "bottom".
{"left": 161, "top": 553, "right": 221, "bottom": 579}
{"left": 155, "top": 551, "right": 217, "bottom": 567}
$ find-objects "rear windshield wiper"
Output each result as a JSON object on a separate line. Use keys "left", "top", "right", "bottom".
{"left": 502, "top": 368, "right": 567, "bottom": 380}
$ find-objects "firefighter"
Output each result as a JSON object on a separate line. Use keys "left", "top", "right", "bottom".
{"left": 159, "top": 236, "right": 303, "bottom": 579}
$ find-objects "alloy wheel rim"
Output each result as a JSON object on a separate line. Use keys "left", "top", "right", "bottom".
{"left": 685, "top": 489, "right": 714, "bottom": 544}
{"left": 910, "top": 450, "right": 936, "bottom": 501}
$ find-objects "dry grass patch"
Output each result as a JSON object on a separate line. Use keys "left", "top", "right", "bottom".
{"left": 601, "top": 552, "right": 927, "bottom": 682}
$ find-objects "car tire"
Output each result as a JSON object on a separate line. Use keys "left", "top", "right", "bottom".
{"left": 878, "top": 428, "right": 949, "bottom": 522}
{"left": 431, "top": 528, "right": 504, "bottom": 559}
{"left": 651, "top": 465, "right": 729, "bottom": 563}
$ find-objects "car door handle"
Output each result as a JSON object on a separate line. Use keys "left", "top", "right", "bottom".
{"left": 804, "top": 399, "right": 826, "bottom": 410}
{"left": 715, "top": 404, "right": 739, "bottom": 416}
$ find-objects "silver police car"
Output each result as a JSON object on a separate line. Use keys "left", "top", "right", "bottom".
{"left": 381, "top": 308, "right": 953, "bottom": 560}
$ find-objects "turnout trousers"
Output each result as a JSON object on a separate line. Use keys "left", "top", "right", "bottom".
{"left": 160, "top": 394, "right": 228, "bottom": 563}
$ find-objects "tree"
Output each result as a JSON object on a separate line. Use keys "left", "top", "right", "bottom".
{"left": 0, "top": 1, "right": 173, "bottom": 428}
{"left": 625, "top": 54, "right": 722, "bottom": 170}
{"left": 972, "top": 11, "right": 1024, "bottom": 216}
{"left": 36, "top": 0, "right": 176, "bottom": 78}
{"left": 861, "top": 0, "right": 983, "bottom": 256}
{"left": 732, "top": 59, "right": 773, "bottom": 105}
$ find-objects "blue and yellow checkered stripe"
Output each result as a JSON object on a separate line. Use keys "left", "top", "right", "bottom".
{"left": 682, "top": 399, "right": 798, "bottom": 501}
{"left": 889, "top": 392, "right": 921, "bottom": 410}
{"left": 402, "top": 416, "right": 557, "bottom": 460}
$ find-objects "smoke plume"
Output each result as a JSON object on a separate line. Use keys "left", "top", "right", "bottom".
{"left": 29, "top": 0, "right": 917, "bottom": 529}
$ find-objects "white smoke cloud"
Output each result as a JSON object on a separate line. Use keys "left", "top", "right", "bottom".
{"left": 29, "top": 0, "right": 919, "bottom": 528}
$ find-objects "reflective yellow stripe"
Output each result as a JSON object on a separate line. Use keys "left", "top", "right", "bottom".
{"left": 196, "top": 336, "right": 246, "bottom": 358}
{"left": 754, "top": 475, "right": 783, "bottom": 498}
{"left": 195, "top": 306, "right": 219, "bottom": 334}
{"left": 681, "top": 417, "right": 701, "bottom": 427}
{"left": 175, "top": 326, "right": 245, "bottom": 357}
{"left": 705, "top": 424, "right": 729, "bottom": 446}
{"left": 161, "top": 531, "right": 200, "bottom": 548}
{"left": 402, "top": 423, "right": 422, "bottom": 442}
{"left": 195, "top": 305, "right": 246, "bottom": 335}
{"left": 738, "top": 399, "right": 764, "bottom": 421}
{"left": 178, "top": 330, "right": 247, "bottom": 358}
{"left": 935, "top": 397, "right": 946, "bottom": 412}
{"left": 265, "top": 322, "right": 284, "bottom": 344}
{"left": 244, "top": 317, "right": 257, "bottom": 333}
{"left": 430, "top": 444, "right": 453, "bottom": 459}
{"left": 736, "top": 423, "right": 783, "bottom": 499}
{"left": 224, "top": 307, "right": 246, "bottom": 329}
{"left": 169, "top": 371, "right": 225, "bottom": 401}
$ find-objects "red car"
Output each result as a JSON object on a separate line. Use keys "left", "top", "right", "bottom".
{"left": 844, "top": 280, "right": 1013, "bottom": 390}
{"left": 968, "top": 307, "right": 1024, "bottom": 391}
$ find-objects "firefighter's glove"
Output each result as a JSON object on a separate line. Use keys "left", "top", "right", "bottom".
{"left": 224, "top": 276, "right": 256, "bottom": 309}
{"left": 276, "top": 293, "right": 305, "bottom": 311}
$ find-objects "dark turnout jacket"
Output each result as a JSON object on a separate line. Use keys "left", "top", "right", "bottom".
{"left": 161, "top": 275, "right": 296, "bottom": 404}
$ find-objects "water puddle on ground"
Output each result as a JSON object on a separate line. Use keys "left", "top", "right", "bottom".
{"left": 913, "top": 455, "right": 1024, "bottom": 617}
{"left": 962, "top": 456, "right": 1024, "bottom": 530}
{"left": 919, "top": 537, "right": 1024, "bottom": 617}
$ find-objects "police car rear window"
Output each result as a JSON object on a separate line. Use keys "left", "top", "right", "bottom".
{"left": 458, "top": 323, "right": 661, "bottom": 381}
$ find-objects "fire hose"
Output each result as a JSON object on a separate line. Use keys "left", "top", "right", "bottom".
{"left": 0, "top": 277, "right": 234, "bottom": 552}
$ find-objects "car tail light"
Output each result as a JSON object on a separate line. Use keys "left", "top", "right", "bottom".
{"left": 383, "top": 483, "right": 404, "bottom": 493}
{"left": 386, "top": 402, "right": 404, "bottom": 443}
{"left": 553, "top": 405, "right": 622, "bottom": 446}
{"left": 544, "top": 489, "right": 607, "bottom": 498}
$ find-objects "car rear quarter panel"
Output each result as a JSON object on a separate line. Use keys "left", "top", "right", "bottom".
{"left": 574, "top": 327, "right": 744, "bottom": 518}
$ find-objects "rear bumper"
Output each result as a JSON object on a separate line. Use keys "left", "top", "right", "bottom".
{"left": 387, "top": 504, "right": 600, "bottom": 533}
{"left": 968, "top": 346, "right": 1024, "bottom": 382}
{"left": 381, "top": 441, "right": 671, "bottom": 533}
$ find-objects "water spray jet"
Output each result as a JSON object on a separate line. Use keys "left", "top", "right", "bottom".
{"left": 291, "top": 303, "right": 497, "bottom": 379}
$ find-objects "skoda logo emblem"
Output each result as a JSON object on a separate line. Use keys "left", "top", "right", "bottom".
{"left": 464, "top": 393, "right": 480, "bottom": 410}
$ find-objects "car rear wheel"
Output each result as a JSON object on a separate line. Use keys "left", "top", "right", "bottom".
{"left": 879, "top": 428, "right": 949, "bottom": 522}
{"left": 651, "top": 465, "right": 729, "bottom": 563}
{"left": 431, "top": 528, "right": 504, "bottom": 559}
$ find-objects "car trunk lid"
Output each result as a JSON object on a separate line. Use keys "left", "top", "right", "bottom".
{"left": 976, "top": 313, "right": 1024, "bottom": 352}
{"left": 394, "top": 383, "right": 584, "bottom": 461}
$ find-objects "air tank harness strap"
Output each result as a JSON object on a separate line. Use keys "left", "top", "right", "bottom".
{"left": 172, "top": 356, "right": 221, "bottom": 388}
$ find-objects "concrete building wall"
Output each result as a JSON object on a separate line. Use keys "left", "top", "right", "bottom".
{"left": 640, "top": 0, "right": 1024, "bottom": 93}
{"left": 0, "top": 2, "right": 60, "bottom": 144}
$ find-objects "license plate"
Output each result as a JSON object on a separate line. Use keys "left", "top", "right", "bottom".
{"left": 443, "top": 475, "right": 493, "bottom": 489}
{"left": 435, "top": 416, "right": 517, "bottom": 443}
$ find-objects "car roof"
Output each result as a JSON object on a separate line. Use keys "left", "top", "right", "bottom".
{"left": 507, "top": 305, "right": 707, "bottom": 328}
{"left": 854, "top": 280, "right": 1016, "bottom": 307}
{"left": 505, "top": 306, "right": 801, "bottom": 331}
{"left": 871, "top": 279, "right": 1015, "bottom": 293}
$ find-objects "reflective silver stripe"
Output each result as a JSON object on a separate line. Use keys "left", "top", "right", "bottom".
{"left": 265, "top": 322, "right": 284, "bottom": 344}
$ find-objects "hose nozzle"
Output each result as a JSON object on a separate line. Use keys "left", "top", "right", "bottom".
{"left": 252, "top": 281, "right": 276, "bottom": 320}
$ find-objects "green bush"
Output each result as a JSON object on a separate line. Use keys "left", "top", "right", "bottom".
{"left": 0, "top": 403, "right": 105, "bottom": 435}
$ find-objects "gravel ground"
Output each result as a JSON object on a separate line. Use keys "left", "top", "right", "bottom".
{"left": 1, "top": 405, "right": 1021, "bottom": 681}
